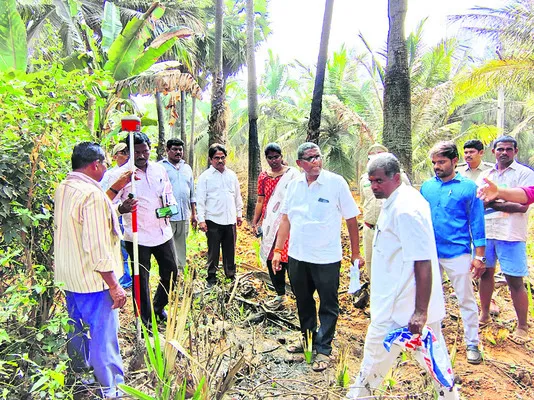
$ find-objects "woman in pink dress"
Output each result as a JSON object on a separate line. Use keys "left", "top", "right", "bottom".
{"left": 252, "top": 143, "right": 299, "bottom": 308}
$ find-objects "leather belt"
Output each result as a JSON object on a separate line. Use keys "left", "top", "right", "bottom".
{"left": 364, "top": 222, "right": 375, "bottom": 229}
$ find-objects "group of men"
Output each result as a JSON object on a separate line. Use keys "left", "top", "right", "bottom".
{"left": 54, "top": 138, "right": 243, "bottom": 397}
{"left": 348, "top": 135, "right": 534, "bottom": 398}
{"left": 54, "top": 134, "right": 533, "bottom": 398}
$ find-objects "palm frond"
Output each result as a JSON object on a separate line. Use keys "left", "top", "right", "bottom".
{"left": 450, "top": 0, "right": 534, "bottom": 55}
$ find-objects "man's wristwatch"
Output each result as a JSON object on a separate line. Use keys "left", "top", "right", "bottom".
{"left": 474, "top": 256, "right": 486, "bottom": 263}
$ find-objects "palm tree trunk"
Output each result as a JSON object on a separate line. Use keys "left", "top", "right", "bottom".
{"left": 190, "top": 96, "right": 196, "bottom": 171}
{"left": 383, "top": 0, "right": 412, "bottom": 176}
{"left": 246, "top": 0, "right": 261, "bottom": 221}
{"left": 180, "top": 90, "right": 187, "bottom": 162}
{"left": 156, "top": 91, "right": 166, "bottom": 161}
{"left": 208, "top": 0, "right": 226, "bottom": 147}
{"left": 306, "top": 0, "right": 334, "bottom": 145}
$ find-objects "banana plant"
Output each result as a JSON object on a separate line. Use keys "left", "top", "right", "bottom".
{"left": 102, "top": 2, "right": 192, "bottom": 80}
{"left": 65, "top": 1, "right": 191, "bottom": 80}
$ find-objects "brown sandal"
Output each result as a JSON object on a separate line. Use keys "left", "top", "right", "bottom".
{"left": 312, "top": 353, "right": 330, "bottom": 372}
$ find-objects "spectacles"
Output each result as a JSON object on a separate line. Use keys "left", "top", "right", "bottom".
{"left": 300, "top": 154, "right": 322, "bottom": 163}
{"left": 98, "top": 159, "right": 110, "bottom": 168}
{"left": 266, "top": 154, "right": 281, "bottom": 160}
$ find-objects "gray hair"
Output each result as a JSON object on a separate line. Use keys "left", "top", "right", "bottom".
{"left": 297, "top": 142, "right": 320, "bottom": 159}
{"left": 368, "top": 153, "right": 400, "bottom": 178}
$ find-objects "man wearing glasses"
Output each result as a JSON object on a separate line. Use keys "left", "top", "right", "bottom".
{"left": 196, "top": 143, "right": 243, "bottom": 287}
{"left": 476, "top": 136, "right": 534, "bottom": 341}
{"left": 272, "top": 142, "right": 364, "bottom": 372}
{"left": 160, "top": 138, "right": 197, "bottom": 272}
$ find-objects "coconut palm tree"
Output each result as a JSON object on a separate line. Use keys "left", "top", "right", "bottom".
{"left": 383, "top": 0, "right": 412, "bottom": 176}
{"left": 450, "top": 0, "right": 534, "bottom": 148}
{"left": 207, "top": 0, "right": 225, "bottom": 147}
{"left": 306, "top": 0, "right": 334, "bottom": 144}
{"left": 246, "top": 0, "right": 260, "bottom": 221}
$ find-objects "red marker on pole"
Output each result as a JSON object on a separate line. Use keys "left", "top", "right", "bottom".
{"left": 121, "top": 116, "right": 142, "bottom": 338}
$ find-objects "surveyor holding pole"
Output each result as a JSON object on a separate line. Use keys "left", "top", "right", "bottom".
{"left": 107, "top": 132, "right": 179, "bottom": 329}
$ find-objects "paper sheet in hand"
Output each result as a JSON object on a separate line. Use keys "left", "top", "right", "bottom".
{"left": 348, "top": 259, "right": 361, "bottom": 294}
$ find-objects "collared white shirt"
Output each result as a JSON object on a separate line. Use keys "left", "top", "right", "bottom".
{"left": 477, "top": 160, "right": 534, "bottom": 241}
{"left": 159, "top": 159, "right": 195, "bottom": 221}
{"left": 371, "top": 184, "right": 446, "bottom": 326}
{"left": 280, "top": 169, "right": 360, "bottom": 264}
{"left": 107, "top": 162, "right": 176, "bottom": 247}
{"left": 196, "top": 166, "right": 243, "bottom": 225}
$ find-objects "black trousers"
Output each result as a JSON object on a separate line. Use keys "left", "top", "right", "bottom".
{"left": 125, "top": 239, "right": 178, "bottom": 325}
{"left": 205, "top": 220, "right": 236, "bottom": 283}
{"left": 267, "top": 260, "right": 287, "bottom": 296}
{"left": 288, "top": 257, "right": 340, "bottom": 356}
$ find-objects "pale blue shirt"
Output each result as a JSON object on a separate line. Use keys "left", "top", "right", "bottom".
{"left": 159, "top": 159, "right": 195, "bottom": 222}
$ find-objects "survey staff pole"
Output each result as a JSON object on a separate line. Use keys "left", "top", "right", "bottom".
{"left": 121, "top": 116, "right": 142, "bottom": 339}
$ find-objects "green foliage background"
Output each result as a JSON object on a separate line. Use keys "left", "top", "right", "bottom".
{"left": 0, "top": 66, "right": 111, "bottom": 398}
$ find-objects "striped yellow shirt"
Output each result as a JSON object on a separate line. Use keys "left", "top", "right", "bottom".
{"left": 54, "top": 172, "right": 123, "bottom": 293}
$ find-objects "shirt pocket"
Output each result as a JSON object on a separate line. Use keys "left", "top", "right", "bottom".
{"left": 372, "top": 228, "right": 397, "bottom": 274}
{"left": 443, "top": 192, "right": 464, "bottom": 217}
{"left": 310, "top": 197, "right": 336, "bottom": 221}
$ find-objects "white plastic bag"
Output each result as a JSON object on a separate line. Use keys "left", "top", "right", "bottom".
{"left": 348, "top": 259, "right": 361, "bottom": 294}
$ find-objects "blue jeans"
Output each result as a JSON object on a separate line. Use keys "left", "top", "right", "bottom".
{"left": 118, "top": 241, "right": 132, "bottom": 289}
{"left": 118, "top": 216, "right": 132, "bottom": 289}
{"left": 65, "top": 290, "right": 124, "bottom": 397}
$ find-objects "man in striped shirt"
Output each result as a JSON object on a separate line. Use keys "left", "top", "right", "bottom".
{"left": 54, "top": 142, "right": 136, "bottom": 398}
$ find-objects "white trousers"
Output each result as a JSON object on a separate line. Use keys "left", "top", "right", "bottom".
{"left": 362, "top": 225, "right": 374, "bottom": 278}
{"left": 439, "top": 254, "right": 479, "bottom": 346}
{"left": 346, "top": 320, "right": 459, "bottom": 400}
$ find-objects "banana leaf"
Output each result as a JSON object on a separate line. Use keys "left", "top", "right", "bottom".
{"left": 101, "top": 1, "right": 122, "bottom": 52}
{"left": 0, "top": 0, "right": 27, "bottom": 72}
{"left": 131, "top": 27, "right": 192, "bottom": 76}
{"left": 104, "top": 3, "right": 165, "bottom": 80}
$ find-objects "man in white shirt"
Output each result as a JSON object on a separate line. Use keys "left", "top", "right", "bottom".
{"left": 346, "top": 153, "right": 458, "bottom": 399}
{"left": 272, "top": 142, "right": 364, "bottom": 372}
{"left": 476, "top": 136, "right": 534, "bottom": 339}
{"left": 196, "top": 143, "right": 243, "bottom": 287}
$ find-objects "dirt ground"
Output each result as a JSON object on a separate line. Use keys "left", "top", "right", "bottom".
{"left": 99, "top": 197, "right": 534, "bottom": 400}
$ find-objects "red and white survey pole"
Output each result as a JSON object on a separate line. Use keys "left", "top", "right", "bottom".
{"left": 121, "top": 116, "right": 142, "bottom": 338}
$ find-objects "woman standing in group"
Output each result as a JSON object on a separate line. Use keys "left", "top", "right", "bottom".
{"left": 252, "top": 143, "right": 299, "bottom": 308}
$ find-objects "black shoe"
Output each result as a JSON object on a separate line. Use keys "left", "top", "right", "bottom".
{"left": 466, "top": 345, "right": 482, "bottom": 365}
{"left": 206, "top": 281, "right": 216, "bottom": 289}
{"left": 352, "top": 282, "right": 370, "bottom": 309}
{"left": 155, "top": 310, "right": 167, "bottom": 323}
